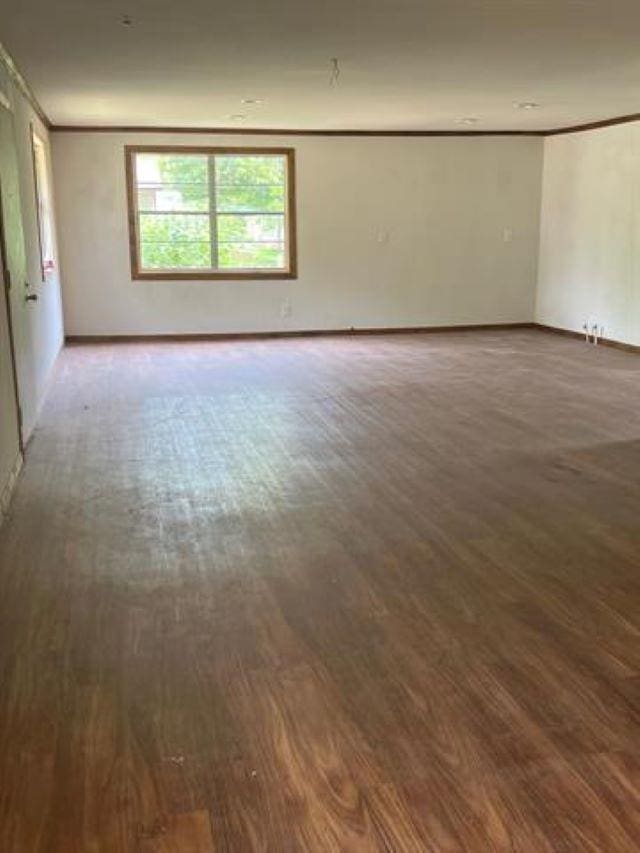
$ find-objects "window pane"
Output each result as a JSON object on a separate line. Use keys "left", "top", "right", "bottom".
{"left": 215, "top": 155, "right": 286, "bottom": 214}
{"left": 216, "top": 185, "right": 285, "bottom": 213}
{"left": 140, "top": 242, "right": 211, "bottom": 269}
{"left": 131, "top": 150, "right": 292, "bottom": 275}
{"left": 136, "top": 154, "right": 209, "bottom": 213}
{"left": 137, "top": 153, "right": 208, "bottom": 185}
{"left": 215, "top": 155, "right": 285, "bottom": 186}
{"left": 137, "top": 185, "right": 209, "bottom": 213}
{"left": 139, "top": 213, "right": 210, "bottom": 243}
{"left": 217, "top": 214, "right": 285, "bottom": 243}
{"left": 218, "top": 242, "right": 285, "bottom": 270}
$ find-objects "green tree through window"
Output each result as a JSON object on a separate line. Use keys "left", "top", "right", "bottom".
{"left": 130, "top": 148, "right": 294, "bottom": 277}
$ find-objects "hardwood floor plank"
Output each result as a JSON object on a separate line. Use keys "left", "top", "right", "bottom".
{"left": 0, "top": 329, "right": 639, "bottom": 850}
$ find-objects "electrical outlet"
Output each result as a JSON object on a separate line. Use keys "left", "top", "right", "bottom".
{"left": 503, "top": 227, "right": 513, "bottom": 243}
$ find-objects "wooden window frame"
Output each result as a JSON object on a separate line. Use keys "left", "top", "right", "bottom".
{"left": 125, "top": 145, "right": 297, "bottom": 281}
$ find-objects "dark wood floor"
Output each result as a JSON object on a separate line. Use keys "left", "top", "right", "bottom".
{"left": 0, "top": 329, "right": 639, "bottom": 851}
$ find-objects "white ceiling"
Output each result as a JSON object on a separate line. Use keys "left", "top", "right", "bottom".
{"left": 1, "top": 0, "right": 640, "bottom": 130}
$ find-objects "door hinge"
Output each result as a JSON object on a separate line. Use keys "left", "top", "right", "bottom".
{"left": 3, "top": 267, "right": 11, "bottom": 291}
{"left": 17, "top": 405, "right": 23, "bottom": 428}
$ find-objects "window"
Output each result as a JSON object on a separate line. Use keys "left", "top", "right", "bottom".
{"left": 126, "top": 146, "right": 297, "bottom": 280}
{"left": 31, "top": 128, "right": 55, "bottom": 280}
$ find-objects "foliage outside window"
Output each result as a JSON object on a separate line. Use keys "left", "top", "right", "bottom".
{"left": 126, "top": 147, "right": 296, "bottom": 279}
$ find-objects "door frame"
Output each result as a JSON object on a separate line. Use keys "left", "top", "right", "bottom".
{"left": 0, "top": 176, "right": 24, "bottom": 454}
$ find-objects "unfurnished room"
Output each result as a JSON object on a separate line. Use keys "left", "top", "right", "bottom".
{"left": 0, "top": 1, "right": 639, "bottom": 850}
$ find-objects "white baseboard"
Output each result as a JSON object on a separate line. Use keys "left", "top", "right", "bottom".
{"left": 0, "top": 452, "right": 23, "bottom": 520}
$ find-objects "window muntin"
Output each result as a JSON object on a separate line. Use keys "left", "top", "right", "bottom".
{"left": 127, "top": 147, "right": 296, "bottom": 279}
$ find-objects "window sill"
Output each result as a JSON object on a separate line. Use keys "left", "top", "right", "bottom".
{"left": 132, "top": 270, "right": 297, "bottom": 281}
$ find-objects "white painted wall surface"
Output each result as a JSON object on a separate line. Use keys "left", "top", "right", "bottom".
{"left": 52, "top": 133, "right": 543, "bottom": 336}
{"left": 536, "top": 122, "right": 640, "bottom": 346}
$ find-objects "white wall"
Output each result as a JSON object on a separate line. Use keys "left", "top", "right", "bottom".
{"left": 536, "top": 122, "right": 640, "bottom": 346}
{"left": 52, "top": 132, "right": 543, "bottom": 336}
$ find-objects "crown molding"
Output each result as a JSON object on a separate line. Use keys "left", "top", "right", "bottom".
{"left": 545, "top": 111, "right": 640, "bottom": 136}
{"left": 0, "top": 40, "right": 50, "bottom": 128}
{"left": 50, "top": 125, "right": 545, "bottom": 137}
{"left": 48, "top": 112, "right": 640, "bottom": 137}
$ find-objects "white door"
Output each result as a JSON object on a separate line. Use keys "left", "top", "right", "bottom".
{"left": 0, "top": 100, "right": 34, "bottom": 446}
{"left": 0, "top": 190, "right": 22, "bottom": 497}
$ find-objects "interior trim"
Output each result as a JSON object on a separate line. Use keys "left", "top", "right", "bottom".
{"left": 52, "top": 125, "right": 546, "bottom": 137}
{"left": 0, "top": 452, "right": 23, "bottom": 520}
{"left": 65, "top": 322, "right": 535, "bottom": 344}
{"left": 534, "top": 323, "right": 640, "bottom": 353}
{"left": 66, "top": 324, "right": 640, "bottom": 351}
{"left": 0, "top": 41, "right": 50, "bottom": 128}
{"left": 29, "top": 124, "right": 46, "bottom": 282}
{"left": 49, "top": 112, "right": 640, "bottom": 138}
{"left": 124, "top": 144, "right": 298, "bottom": 281}
{"left": 544, "top": 112, "right": 640, "bottom": 136}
